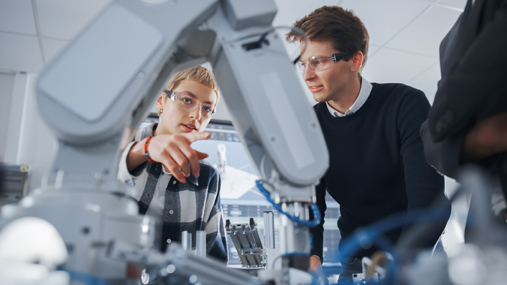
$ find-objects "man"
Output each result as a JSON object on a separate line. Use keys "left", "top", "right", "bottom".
{"left": 117, "top": 66, "right": 228, "bottom": 261}
{"left": 286, "top": 6, "right": 450, "bottom": 282}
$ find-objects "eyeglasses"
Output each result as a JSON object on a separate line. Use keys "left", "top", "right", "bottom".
{"left": 163, "top": 90, "right": 216, "bottom": 118}
{"left": 296, "top": 52, "right": 350, "bottom": 72}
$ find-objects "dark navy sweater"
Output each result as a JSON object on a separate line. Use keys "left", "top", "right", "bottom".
{"left": 310, "top": 83, "right": 450, "bottom": 260}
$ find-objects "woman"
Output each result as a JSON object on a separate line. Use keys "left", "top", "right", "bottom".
{"left": 118, "top": 66, "right": 227, "bottom": 261}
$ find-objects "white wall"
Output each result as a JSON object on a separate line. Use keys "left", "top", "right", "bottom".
{"left": 3, "top": 73, "right": 27, "bottom": 163}
{"left": 1, "top": 73, "right": 57, "bottom": 193}
{"left": 0, "top": 72, "right": 16, "bottom": 160}
{"left": 18, "top": 74, "right": 57, "bottom": 193}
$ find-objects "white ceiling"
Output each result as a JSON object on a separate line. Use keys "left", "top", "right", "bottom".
{"left": 0, "top": 0, "right": 466, "bottom": 104}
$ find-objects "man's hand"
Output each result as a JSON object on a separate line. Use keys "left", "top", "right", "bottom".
{"left": 127, "top": 132, "right": 210, "bottom": 183}
{"left": 462, "top": 112, "right": 507, "bottom": 161}
{"left": 310, "top": 255, "right": 322, "bottom": 270}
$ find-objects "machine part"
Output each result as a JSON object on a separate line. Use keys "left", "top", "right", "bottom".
{"left": 35, "top": 0, "right": 220, "bottom": 191}
{"left": 0, "top": 217, "right": 67, "bottom": 268}
{"left": 207, "top": 7, "right": 328, "bottom": 187}
{"left": 242, "top": 31, "right": 270, "bottom": 51}
{"left": 143, "top": 243, "right": 255, "bottom": 285}
{"left": 0, "top": 217, "right": 70, "bottom": 285}
{"left": 266, "top": 248, "right": 282, "bottom": 271}
{"left": 277, "top": 202, "right": 311, "bottom": 272}
{"left": 258, "top": 267, "right": 313, "bottom": 285}
{"left": 280, "top": 253, "right": 310, "bottom": 273}
{"left": 217, "top": 144, "right": 227, "bottom": 177}
{"left": 256, "top": 181, "right": 320, "bottom": 228}
{"left": 0, "top": 163, "right": 30, "bottom": 206}
{"left": 108, "top": 240, "right": 255, "bottom": 285}
{"left": 263, "top": 211, "right": 275, "bottom": 249}
{"left": 196, "top": 230, "right": 206, "bottom": 258}
{"left": 226, "top": 218, "right": 265, "bottom": 268}
{"left": 220, "top": 0, "right": 277, "bottom": 30}
{"left": 181, "top": 231, "right": 193, "bottom": 252}
{"left": 1, "top": 187, "right": 159, "bottom": 282}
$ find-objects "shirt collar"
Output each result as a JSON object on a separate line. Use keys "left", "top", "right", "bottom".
{"left": 326, "top": 78, "right": 372, "bottom": 117}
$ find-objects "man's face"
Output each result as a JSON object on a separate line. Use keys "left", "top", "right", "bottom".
{"left": 156, "top": 79, "right": 217, "bottom": 135}
{"left": 299, "top": 40, "right": 357, "bottom": 103}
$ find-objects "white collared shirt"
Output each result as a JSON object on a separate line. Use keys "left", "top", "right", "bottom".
{"left": 326, "top": 78, "right": 373, "bottom": 117}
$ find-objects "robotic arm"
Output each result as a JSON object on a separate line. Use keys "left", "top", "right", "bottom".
{"left": 3, "top": 0, "right": 328, "bottom": 284}
{"left": 37, "top": 0, "right": 328, "bottom": 201}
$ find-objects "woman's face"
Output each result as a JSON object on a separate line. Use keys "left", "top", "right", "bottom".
{"left": 156, "top": 79, "right": 217, "bottom": 135}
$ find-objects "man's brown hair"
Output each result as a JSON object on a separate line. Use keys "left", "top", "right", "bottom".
{"left": 286, "top": 6, "right": 369, "bottom": 71}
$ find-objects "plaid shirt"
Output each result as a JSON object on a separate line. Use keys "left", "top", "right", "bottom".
{"left": 118, "top": 124, "right": 228, "bottom": 261}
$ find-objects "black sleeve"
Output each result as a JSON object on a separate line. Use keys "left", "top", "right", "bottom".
{"left": 424, "top": 3, "right": 507, "bottom": 183}
{"left": 420, "top": 119, "right": 466, "bottom": 180}
{"left": 428, "top": 3, "right": 507, "bottom": 141}
{"left": 310, "top": 176, "right": 327, "bottom": 262}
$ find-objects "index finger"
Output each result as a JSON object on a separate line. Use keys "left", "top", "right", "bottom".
{"left": 182, "top": 131, "right": 211, "bottom": 143}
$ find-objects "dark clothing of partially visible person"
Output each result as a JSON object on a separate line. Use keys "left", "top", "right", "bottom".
{"left": 310, "top": 83, "right": 450, "bottom": 262}
{"left": 421, "top": 0, "right": 507, "bottom": 194}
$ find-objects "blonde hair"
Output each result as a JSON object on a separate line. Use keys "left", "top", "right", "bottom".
{"left": 163, "top": 66, "right": 220, "bottom": 106}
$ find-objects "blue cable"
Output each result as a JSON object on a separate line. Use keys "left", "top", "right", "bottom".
{"left": 256, "top": 181, "right": 326, "bottom": 282}
{"left": 333, "top": 207, "right": 451, "bottom": 285}
{"left": 257, "top": 180, "right": 449, "bottom": 284}
{"left": 66, "top": 269, "right": 110, "bottom": 285}
{"left": 256, "top": 180, "right": 321, "bottom": 228}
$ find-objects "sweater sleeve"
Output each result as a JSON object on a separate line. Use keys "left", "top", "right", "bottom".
{"left": 397, "top": 89, "right": 450, "bottom": 246}
{"left": 310, "top": 176, "right": 327, "bottom": 262}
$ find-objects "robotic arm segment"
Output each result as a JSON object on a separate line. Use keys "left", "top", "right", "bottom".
{"left": 207, "top": 9, "right": 328, "bottom": 186}
{"left": 36, "top": 0, "right": 219, "bottom": 145}
{"left": 6, "top": 0, "right": 329, "bottom": 282}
